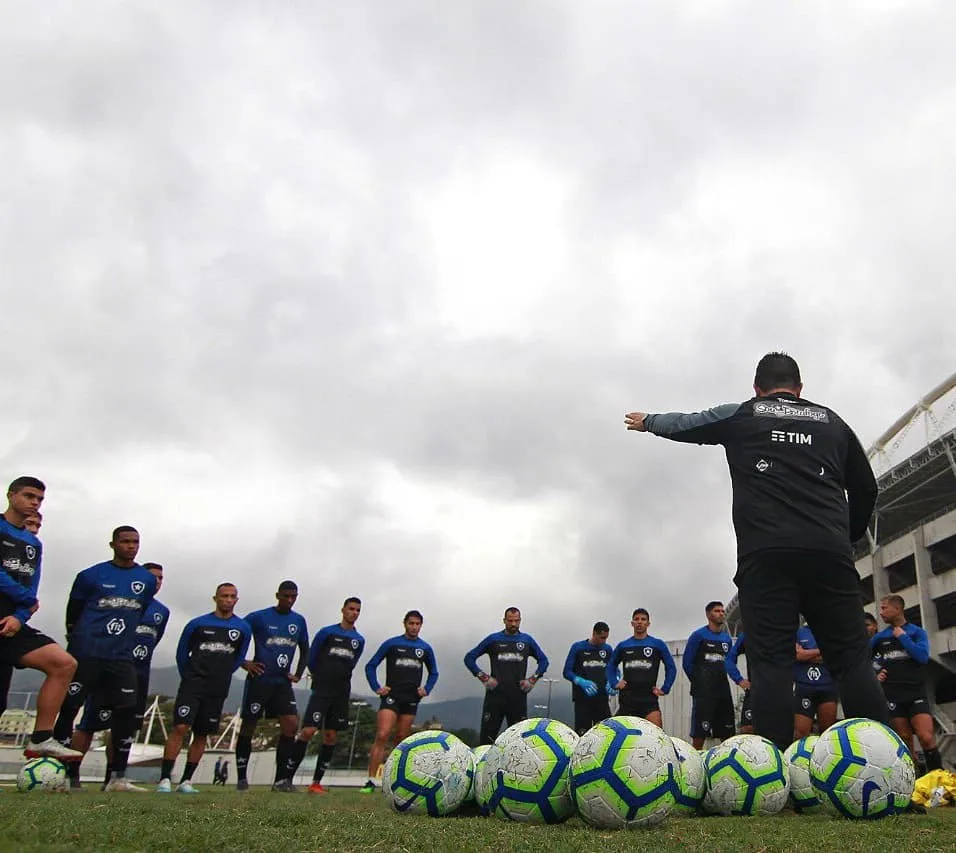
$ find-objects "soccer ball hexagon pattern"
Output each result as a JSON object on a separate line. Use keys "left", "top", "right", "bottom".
{"left": 570, "top": 716, "right": 681, "bottom": 829}
{"left": 670, "top": 736, "right": 706, "bottom": 816}
{"left": 784, "top": 735, "right": 821, "bottom": 813}
{"left": 809, "top": 718, "right": 915, "bottom": 819}
{"left": 484, "top": 718, "right": 578, "bottom": 824}
{"left": 469, "top": 744, "right": 493, "bottom": 810}
{"left": 702, "top": 734, "right": 789, "bottom": 816}
{"left": 16, "top": 757, "right": 68, "bottom": 793}
{"left": 382, "top": 730, "right": 474, "bottom": 816}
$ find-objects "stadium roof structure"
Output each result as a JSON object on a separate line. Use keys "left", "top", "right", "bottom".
{"left": 855, "top": 372, "right": 956, "bottom": 559}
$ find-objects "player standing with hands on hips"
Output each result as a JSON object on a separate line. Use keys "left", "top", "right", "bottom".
{"left": 464, "top": 607, "right": 550, "bottom": 745}
{"left": 624, "top": 352, "right": 888, "bottom": 750}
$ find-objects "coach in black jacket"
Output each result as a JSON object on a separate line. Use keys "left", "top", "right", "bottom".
{"left": 625, "top": 352, "right": 888, "bottom": 749}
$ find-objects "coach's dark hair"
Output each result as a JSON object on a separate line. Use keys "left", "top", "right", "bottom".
{"left": 504, "top": 606, "right": 521, "bottom": 617}
{"left": 881, "top": 594, "right": 906, "bottom": 610}
{"left": 592, "top": 621, "right": 610, "bottom": 634}
{"left": 404, "top": 609, "right": 424, "bottom": 623}
{"left": 277, "top": 580, "right": 298, "bottom": 592}
{"left": 142, "top": 562, "right": 163, "bottom": 572}
{"left": 216, "top": 582, "right": 237, "bottom": 593}
{"left": 632, "top": 608, "right": 649, "bottom": 619}
{"left": 863, "top": 612, "right": 877, "bottom": 624}
{"left": 8, "top": 476, "right": 45, "bottom": 494}
{"left": 754, "top": 352, "right": 801, "bottom": 393}
{"left": 344, "top": 596, "right": 362, "bottom": 608}
{"left": 111, "top": 525, "right": 138, "bottom": 540}
{"left": 705, "top": 601, "right": 724, "bottom": 614}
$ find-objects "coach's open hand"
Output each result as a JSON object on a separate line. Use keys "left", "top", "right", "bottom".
{"left": 625, "top": 412, "right": 648, "bottom": 432}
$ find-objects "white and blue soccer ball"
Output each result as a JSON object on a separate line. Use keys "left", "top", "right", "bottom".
{"left": 16, "top": 757, "right": 68, "bottom": 793}
{"left": 570, "top": 716, "right": 681, "bottom": 829}
{"left": 483, "top": 718, "right": 578, "bottom": 823}
{"left": 703, "top": 734, "right": 789, "bottom": 816}
{"left": 784, "top": 736, "right": 821, "bottom": 813}
{"left": 670, "top": 736, "right": 706, "bottom": 816}
{"left": 473, "top": 744, "right": 499, "bottom": 815}
{"left": 466, "top": 744, "right": 491, "bottom": 806}
{"left": 809, "top": 718, "right": 915, "bottom": 819}
{"left": 382, "top": 730, "right": 474, "bottom": 816}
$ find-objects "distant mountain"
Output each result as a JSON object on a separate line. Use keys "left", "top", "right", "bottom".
{"left": 8, "top": 666, "right": 575, "bottom": 729}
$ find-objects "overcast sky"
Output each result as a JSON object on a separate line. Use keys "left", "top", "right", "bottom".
{"left": 3, "top": 1, "right": 955, "bottom": 701}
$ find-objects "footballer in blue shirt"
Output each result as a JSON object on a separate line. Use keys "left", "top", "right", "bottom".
{"left": 793, "top": 624, "right": 838, "bottom": 739}
{"left": 53, "top": 525, "right": 158, "bottom": 790}
{"left": 563, "top": 622, "right": 614, "bottom": 735}
{"left": 609, "top": 609, "right": 677, "bottom": 729}
{"left": 157, "top": 583, "right": 251, "bottom": 793}
{"left": 360, "top": 610, "right": 438, "bottom": 792}
{"left": 683, "top": 601, "right": 734, "bottom": 748}
{"left": 872, "top": 594, "right": 942, "bottom": 771}
{"left": 1, "top": 478, "right": 82, "bottom": 764}
{"left": 279, "top": 597, "right": 365, "bottom": 793}
{"left": 234, "top": 581, "right": 309, "bottom": 793}
{"left": 725, "top": 629, "right": 754, "bottom": 734}
{"left": 464, "top": 607, "right": 549, "bottom": 745}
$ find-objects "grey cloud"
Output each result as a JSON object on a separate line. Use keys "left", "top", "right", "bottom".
{"left": 4, "top": 1, "right": 956, "bottom": 701}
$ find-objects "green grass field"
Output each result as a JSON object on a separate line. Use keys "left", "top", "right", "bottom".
{"left": 1, "top": 785, "right": 955, "bottom": 853}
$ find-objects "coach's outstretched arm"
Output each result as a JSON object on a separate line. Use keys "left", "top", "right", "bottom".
{"left": 625, "top": 405, "right": 740, "bottom": 444}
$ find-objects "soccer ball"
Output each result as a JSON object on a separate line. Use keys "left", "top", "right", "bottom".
{"left": 784, "top": 736, "right": 821, "bottom": 813}
{"left": 809, "top": 718, "right": 915, "bottom": 819}
{"left": 473, "top": 744, "right": 499, "bottom": 815}
{"left": 570, "top": 716, "right": 681, "bottom": 829}
{"left": 484, "top": 718, "right": 578, "bottom": 823}
{"left": 467, "top": 744, "right": 491, "bottom": 806}
{"left": 670, "top": 736, "right": 705, "bottom": 816}
{"left": 703, "top": 734, "right": 789, "bottom": 816}
{"left": 382, "top": 730, "right": 474, "bottom": 816}
{"left": 17, "top": 757, "right": 68, "bottom": 792}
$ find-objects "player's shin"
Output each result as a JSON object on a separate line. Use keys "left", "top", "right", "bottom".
{"left": 110, "top": 712, "right": 137, "bottom": 778}
{"left": 236, "top": 735, "right": 253, "bottom": 783}
{"left": 313, "top": 743, "right": 335, "bottom": 784}
{"left": 285, "top": 737, "right": 309, "bottom": 779}
{"left": 274, "top": 735, "right": 296, "bottom": 784}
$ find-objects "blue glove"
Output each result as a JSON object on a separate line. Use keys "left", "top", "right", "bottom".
{"left": 605, "top": 684, "right": 618, "bottom": 696}
{"left": 573, "top": 676, "right": 598, "bottom": 697}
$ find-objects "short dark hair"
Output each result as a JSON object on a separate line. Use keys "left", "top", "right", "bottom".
{"left": 277, "top": 580, "right": 298, "bottom": 592}
{"left": 592, "top": 621, "right": 610, "bottom": 634}
{"left": 632, "top": 608, "right": 649, "bottom": 619}
{"left": 142, "top": 562, "right": 163, "bottom": 572}
{"left": 8, "top": 476, "right": 45, "bottom": 494}
{"left": 111, "top": 525, "right": 138, "bottom": 541}
{"left": 881, "top": 594, "right": 905, "bottom": 610}
{"left": 754, "top": 352, "right": 801, "bottom": 393}
{"left": 216, "top": 582, "right": 237, "bottom": 594}
{"left": 343, "top": 596, "right": 362, "bottom": 608}
{"left": 863, "top": 612, "right": 877, "bottom": 624}
{"left": 404, "top": 610, "right": 423, "bottom": 623}
{"left": 504, "top": 606, "right": 521, "bottom": 617}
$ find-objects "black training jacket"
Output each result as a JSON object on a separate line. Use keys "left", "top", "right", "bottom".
{"left": 644, "top": 392, "right": 878, "bottom": 559}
